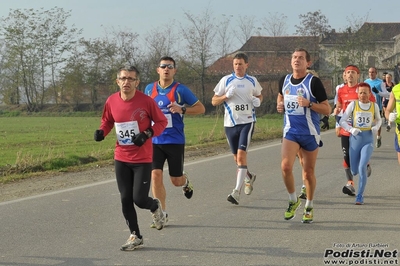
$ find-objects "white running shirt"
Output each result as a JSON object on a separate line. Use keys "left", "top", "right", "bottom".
{"left": 214, "top": 73, "right": 263, "bottom": 127}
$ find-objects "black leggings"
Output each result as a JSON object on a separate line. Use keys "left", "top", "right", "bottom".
{"left": 114, "top": 160, "right": 158, "bottom": 237}
{"left": 341, "top": 135, "right": 350, "bottom": 168}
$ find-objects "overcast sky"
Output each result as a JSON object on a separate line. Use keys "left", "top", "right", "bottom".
{"left": 1, "top": 0, "right": 399, "bottom": 40}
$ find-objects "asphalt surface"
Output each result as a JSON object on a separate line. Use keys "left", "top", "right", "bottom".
{"left": 1, "top": 129, "right": 399, "bottom": 266}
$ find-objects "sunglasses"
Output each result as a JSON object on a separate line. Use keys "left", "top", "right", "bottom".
{"left": 159, "top": 64, "right": 174, "bottom": 69}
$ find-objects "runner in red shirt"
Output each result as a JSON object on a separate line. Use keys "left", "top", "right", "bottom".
{"left": 335, "top": 65, "right": 375, "bottom": 196}
{"left": 94, "top": 66, "right": 168, "bottom": 251}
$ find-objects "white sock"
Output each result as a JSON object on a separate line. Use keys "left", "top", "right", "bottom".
{"left": 305, "top": 200, "right": 313, "bottom": 209}
{"left": 235, "top": 167, "right": 247, "bottom": 191}
{"left": 289, "top": 192, "right": 297, "bottom": 202}
{"left": 182, "top": 173, "right": 188, "bottom": 187}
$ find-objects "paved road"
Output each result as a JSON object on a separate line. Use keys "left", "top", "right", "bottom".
{"left": 1, "top": 129, "right": 399, "bottom": 266}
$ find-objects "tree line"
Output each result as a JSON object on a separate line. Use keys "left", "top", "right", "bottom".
{"left": 0, "top": 7, "right": 372, "bottom": 112}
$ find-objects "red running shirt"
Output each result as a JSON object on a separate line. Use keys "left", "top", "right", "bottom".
{"left": 99, "top": 90, "right": 168, "bottom": 163}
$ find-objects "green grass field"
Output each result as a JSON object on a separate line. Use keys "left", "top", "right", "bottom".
{"left": 0, "top": 114, "right": 287, "bottom": 183}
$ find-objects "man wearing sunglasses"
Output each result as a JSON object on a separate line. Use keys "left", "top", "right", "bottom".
{"left": 144, "top": 56, "right": 205, "bottom": 228}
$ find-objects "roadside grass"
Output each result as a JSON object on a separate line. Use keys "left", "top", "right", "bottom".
{"left": 0, "top": 116, "right": 114, "bottom": 182}
{"left": 0, "top": 112, "right": 331, "bottom": 183}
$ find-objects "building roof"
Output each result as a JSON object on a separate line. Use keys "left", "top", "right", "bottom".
{"left": 207, "top": 36, "right": 320, "bottom": 76}
{"left": 239, "top": 36, "right": 319, "bottom": 52}
{"left": 207, "top": 22, "right": 400, "bottom": 76}
{"left": 320, "top": 22, "right": 400, "bottom": 45}
{"left": 360, "top": 22, "right": 400, "bottom": 41}
{"left": 207, "top": 54, "right": 292, "bottom": 76}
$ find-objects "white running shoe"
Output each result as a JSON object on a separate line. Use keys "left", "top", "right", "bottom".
{"left": 342, "top": 183, "right": 356, "bottom": 196}
{"left": 151, "top": 198, "right": 165, "bottom": 230}
{"left": 227, "top": 189, "right": 240, "bottom": 205}
{"left": 150, "top": 212, "right": 168, "bottom": 228}
{"left": 244, "top": 173, "right": 256, "bottom": 195}
{"left": 120, "top": 233, "right": 143, "bottom": 251}
{"left": 182, "top": 172, "right": 194, "bottom": 199}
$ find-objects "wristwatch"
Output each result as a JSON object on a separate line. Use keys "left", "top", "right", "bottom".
{"left": 181, "top": 106, "right": 187, "bottom": 114}
{"left": 308, "top": 102, "right": 314, "bottom": 108}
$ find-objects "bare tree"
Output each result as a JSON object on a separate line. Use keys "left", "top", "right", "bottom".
{"left": 0, "top": 8, "right": 81, "bottom": 110}
{"left": 179, "top": 7, "right": 217, "bottom": 103}
{"left": 79, "top": 38, "right": 118, "bottom": 105}
{"left": 59, "top": 48, "right": 86, "bottom": 109}
{"left": 215, "top": 14, "right": 234, "bottom": 57}
{"left": 341, "top": 12, "right": 370, "bottom": 33}
{"left": 294, "top": 10, "right": 331, "bottom": 36}
{"left": 1, "top": 9, "right": 39, "bottom": 110}
{"left": 336, "top": 17, "right": 368, "bottom": 68}
{"left": 235, "top": 15, "right": 257, "bottom": 43}
{"left": 143, "top": 24, "right": 178, "bottom": 61}
{"left": 102, "top": 27, "right": 145, "bottom": 91}
{"left": 37, "top": 8, "right": 82, "bottom": 105}
{"left": 294, "top": 10, "right": 332, "bottom": 62}
{"left": 333, "top": 13, "right": 382, "bottom": 72}
{"left": 0, "top": 40, "right": 21, "bottom": 104}
{"left": 102, "top": 26, "right": 142, "bottom": 67}
{"left": 141, "top": 23, "right": 179, "bottom": 83}
{"left": 261, "top": 12, "right": 288, "bottom": 36}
